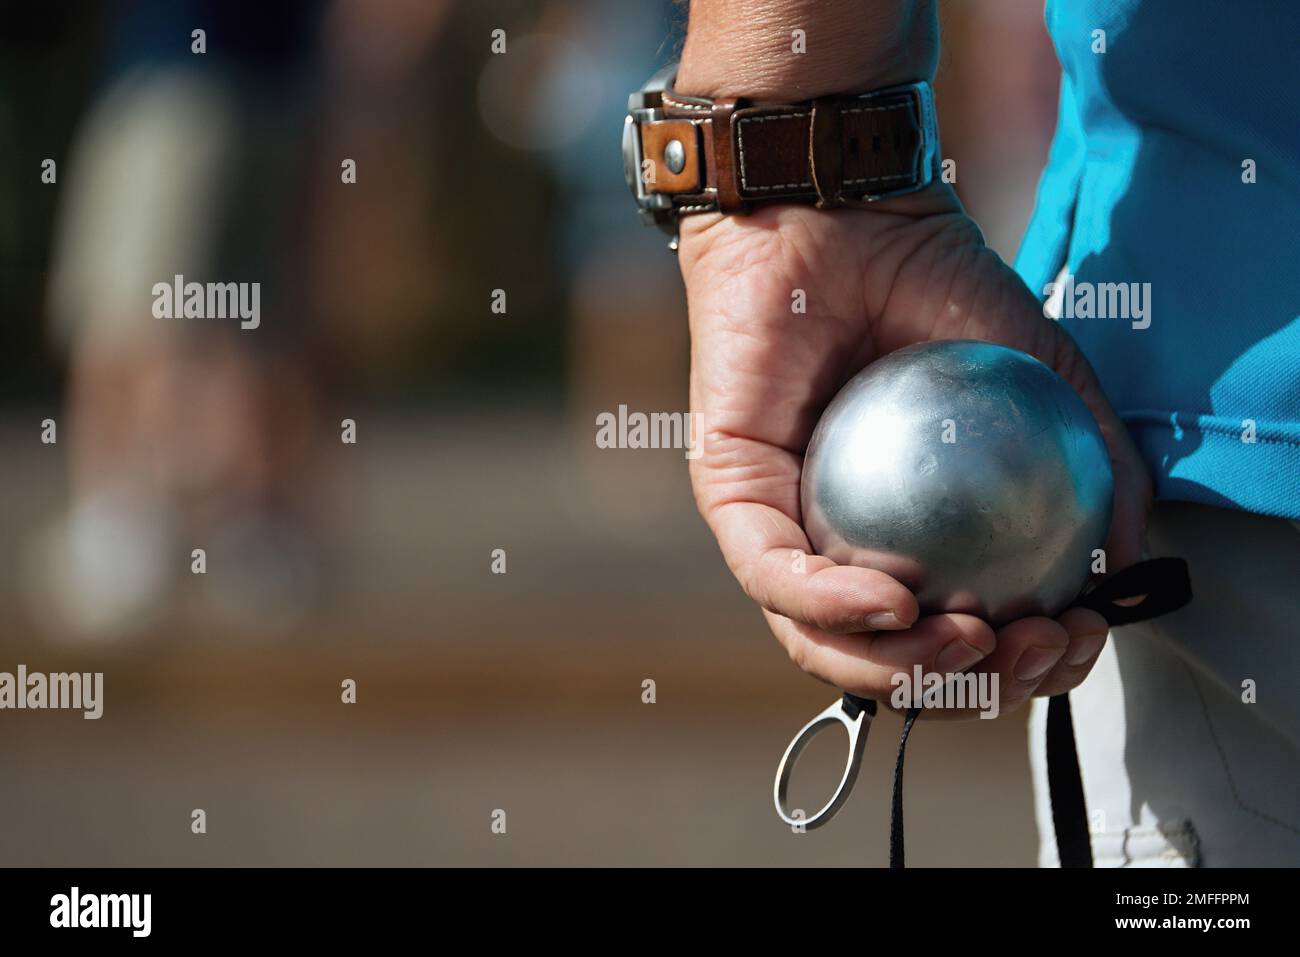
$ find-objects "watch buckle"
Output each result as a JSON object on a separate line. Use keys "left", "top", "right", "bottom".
{"left": 623, "top": 102, "right": 673, "bottom": 226}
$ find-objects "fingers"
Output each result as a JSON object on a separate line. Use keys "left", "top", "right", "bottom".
{"left": 688, "top": 432, "right": 920, "bottom": 633}
{"left": 877, "top": 615, "right": 1070, "bottom": 721}
{"left": 1101, "top": 431, "right": 1151, "bottom": 571}
{"left": 978, "top": 616, "right": 1070, "bottom": 715}
{"left": 1044, "top": 323, "right": 1152, "bottom": 572}
{"left": 711, "top": 499, "right": 919, "bottom": 633}
{"left": 1032, "top": 606, "right": 1110, "bottom": 698}
{"left": 768, "top": 605, "right": 1110, "bottom": 722}
{"left": 765, "top": 608, "right": 1092, "bottom": 720}
{"left": 1088, "top": 398, "right": 1150, "bottom": 572}
{"left": 765, "top": 609, "right": 995, "bottom": 699}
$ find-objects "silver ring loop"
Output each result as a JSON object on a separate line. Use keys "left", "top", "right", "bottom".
{"left": 773, "top": 696, "right": 872, "bottom": 830}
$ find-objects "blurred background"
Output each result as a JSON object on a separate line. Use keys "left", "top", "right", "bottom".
{"left": 0, "top": 0, "right": 1060, "bottom": 865}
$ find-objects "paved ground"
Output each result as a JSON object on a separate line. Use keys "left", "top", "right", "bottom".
{"left": 0, "top": 414, "right": 1037, "bottom": 866}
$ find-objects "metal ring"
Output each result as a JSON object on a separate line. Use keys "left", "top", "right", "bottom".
{"left": 773, "top": 696, "right": 872, "bottom": 830}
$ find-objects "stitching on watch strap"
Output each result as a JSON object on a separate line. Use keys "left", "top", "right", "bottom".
{"left": 661, "top": 92, "right": 711, "bottom": 112}
{"left": 736, "top": 112, "right": 813, "bottom": 191}
{"left": 840, "top": 102, "right": 914, "bottom": 188}
{"left": 841, "top": 102, "right": 910, "bottom": 116}
{"left": 844, "top": 172, "right": 914, "bottom": 186}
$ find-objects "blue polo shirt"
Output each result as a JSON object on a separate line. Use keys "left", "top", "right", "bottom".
{"left": 1014, "top": 0, "right": 1300, "bottom": 519}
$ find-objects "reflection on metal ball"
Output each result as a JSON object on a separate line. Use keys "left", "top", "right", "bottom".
{"left": 801, "top": 340, "right": 1113, "bottom": 625}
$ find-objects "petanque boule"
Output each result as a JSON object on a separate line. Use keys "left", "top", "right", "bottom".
{"left": 800, "top": 339, "right": 1114, "bottom": 625}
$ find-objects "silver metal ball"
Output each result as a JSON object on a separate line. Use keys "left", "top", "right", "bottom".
{"left": 800, "top": 340, "right": 1113, "bottom": 625}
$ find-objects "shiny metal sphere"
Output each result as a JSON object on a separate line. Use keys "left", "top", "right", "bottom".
{"left": 801, "top": 340, "right": 1113, "bottom": 624}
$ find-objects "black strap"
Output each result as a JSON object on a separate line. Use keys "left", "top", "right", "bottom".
{"left": 871, "top": 557, "right": 1193, "bottom": 869}
{"left": 1072, "top": 556, "right": 1192, "bottom": 626}
{"left": 1046, "top": 693, "right": 1092, "bottom": 866}
{"left": 889, "top": 707, "right": 922, "bottom": 868}
{"left": 1048, "top": 557, "right": 1192, "bottom": 867}
{"left": 843, "top": 693, "right": 917, "bottom": 867}
{"left": 840, "top": 693, "right": 876, "bottom": 722}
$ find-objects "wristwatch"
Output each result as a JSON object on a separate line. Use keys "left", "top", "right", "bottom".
{"left": 623, "top": 62, "right": 939, "bottom": 249}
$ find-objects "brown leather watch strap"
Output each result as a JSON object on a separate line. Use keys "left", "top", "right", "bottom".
{"left": 637, "top": 82, "right": 935, "bottom": 220}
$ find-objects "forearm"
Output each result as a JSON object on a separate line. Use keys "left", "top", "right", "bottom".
{"left": 675, "top": 0, "right": 940, "bottom": 100}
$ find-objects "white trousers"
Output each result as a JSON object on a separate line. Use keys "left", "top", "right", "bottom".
{"left": 1030, "top": 502, "right": 1300, "bottom": 866}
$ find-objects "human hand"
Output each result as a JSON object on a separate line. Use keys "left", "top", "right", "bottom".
{"left": 679, "top": 187, "right": 1151, "bottom": 714}
{"left": 673, "top": 0, "right": 1150, "bottom": 715}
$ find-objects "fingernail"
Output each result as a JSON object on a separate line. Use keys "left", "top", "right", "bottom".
{"left": 935, "top": 637, "right": 987, "bottom": 674}
{"left": 1065, "top": 633, "right": 1107, "bottom": 666}
{"left": 1015, "top": 645, "right": 1065, "bottom": 682}
{"left": 865, "top": 611, "right": 906, "bottom": 631}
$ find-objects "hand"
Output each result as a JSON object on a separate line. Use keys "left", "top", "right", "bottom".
{"left": 678, "top": 185, "right": 1152, "bottom": 716}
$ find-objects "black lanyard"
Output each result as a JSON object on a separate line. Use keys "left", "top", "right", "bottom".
{"left": 1045, "top": 556, "right": 1194, "bottom": 868}
{"left": 784, "top": 557, "right": 1193, "bottom": 867}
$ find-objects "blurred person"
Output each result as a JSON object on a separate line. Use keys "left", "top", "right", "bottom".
{"left": 647, "top": 0, "right": 1300, "bottom": 865}
{"left": 33, "top": 1, "right": 330, "bottom": 640}
{"left": 29, "top": 0, "right": 569, "bottom": 641}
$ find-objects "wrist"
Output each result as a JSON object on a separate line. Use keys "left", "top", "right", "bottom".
{"left": 675, "top": 0, "right": 939, "bottom": 100}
